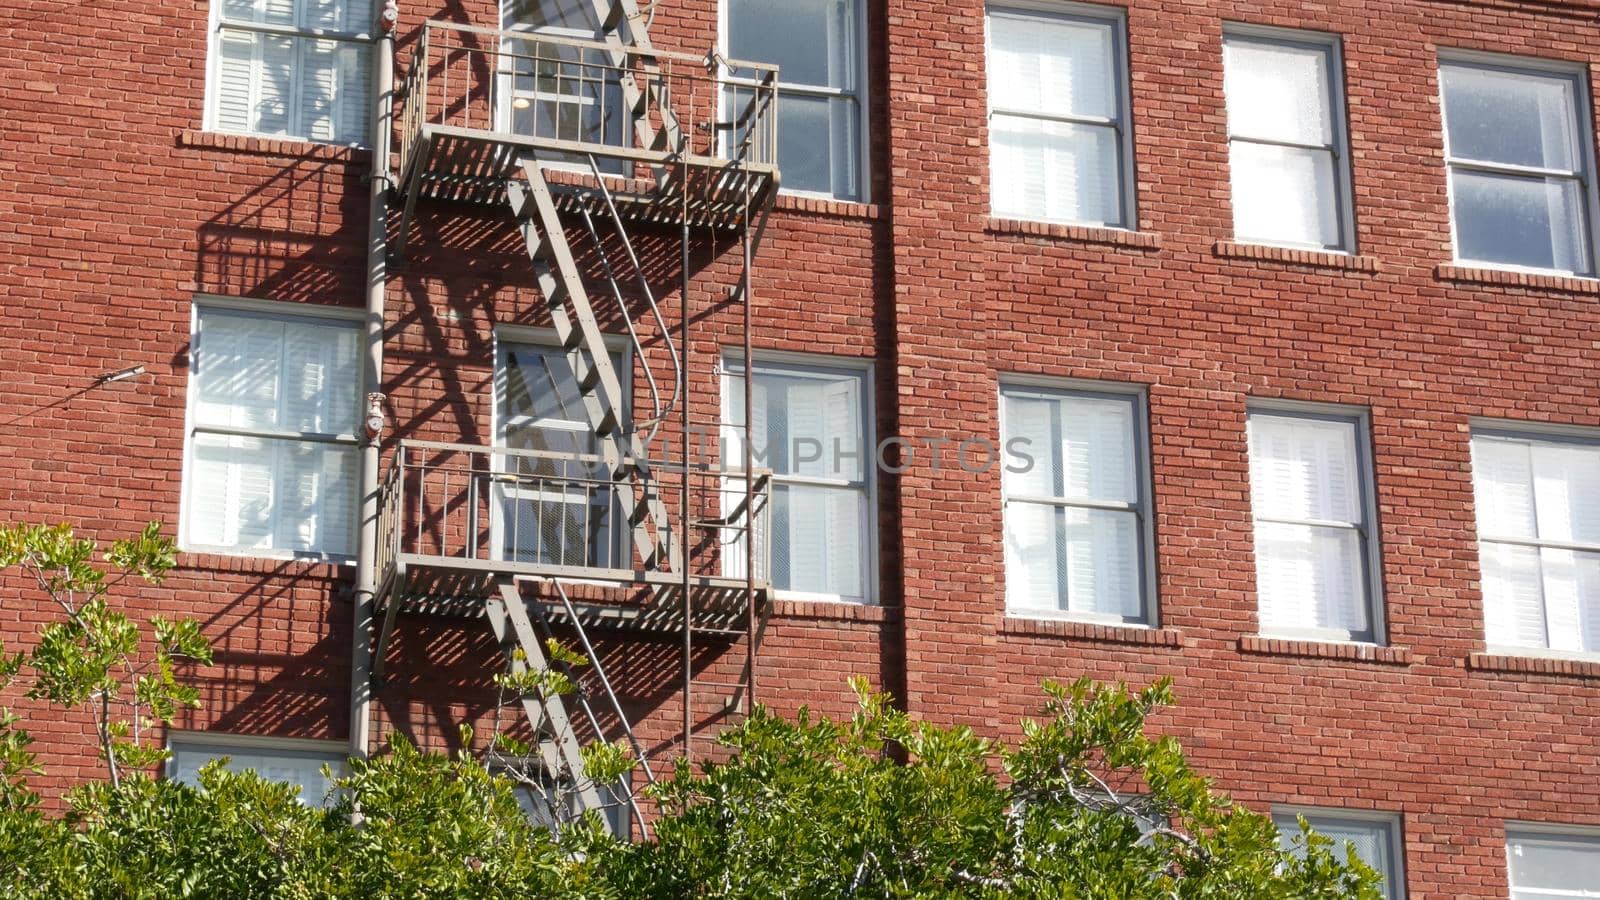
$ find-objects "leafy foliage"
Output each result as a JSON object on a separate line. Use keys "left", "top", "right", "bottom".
{"left": 0, "top": 523, "right": 211, "bottom": 785}
{"left": 0, "top": 525, "right": 1380, "bottom": 897}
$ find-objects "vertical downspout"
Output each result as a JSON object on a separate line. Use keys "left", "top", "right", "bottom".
{"left": 351, "top": 1, "right": 397, "bottom": 762}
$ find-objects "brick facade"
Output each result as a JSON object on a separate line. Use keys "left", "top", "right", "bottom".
{"left": 2, "top": 0, "right": 1598, "bottom": 894}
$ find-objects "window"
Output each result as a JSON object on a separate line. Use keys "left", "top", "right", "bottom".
{"left": 721, "top": 359, "right": 872, "bottom": 601}
{"left": 184, "top": 304, "right": 361, "bottom": 559}
{"left": 1000, "top": 384, "right": 1154, "bottom": 623}
{"left": 726, "top": 0, "right": 866, "bottom": 199}
{"left": 1222, "top": 29, "right": 1353, "bottom": 251}
{"left": 495, "top": 340, "right": 628, "bottom": 569}
{"left": 1246, "top": 406, "right": 1382, "bottom": 642}
{"left": 497, "top": 0, "right": 626, "bottom": 173}
{"left": 1440, "top": 57, "right": 1598, "bottom": 275}
{"left": 1509, "top": 830, "right": 1600, "bottom": 899}
{"left": 1274, "top": 810, "right": 1404, "bottom": 900}
{"left": 207, "top": 0, "right": 373, "bottom": 144}
{"left": 167, "top": 734, "right": 345, "bottom": 807}
{"left": 1471, "top": 429, "right": 1600, "bottom": 655}
{"left": 986, "top": 3, "right": 1132, "bottom": 227}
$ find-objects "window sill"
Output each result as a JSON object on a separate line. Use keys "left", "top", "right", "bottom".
{"left": 178, "top": 550, "right": 356, "bottom": 578}
{"left": 1469, "top": 652, "right": 1600, "bottom": 679}
{"left": 769, "top": 599, "right": 898, "bottom": 623}
{"left": 1214, "top": 241, "right": 1379, "bottom": 273}
{"left": 1239, "top": 636, "right": 1412, "bottom": 665}
{"left": 1002, "top": 616, "right": 1183, "bottom": 647}
{"left": 773, "top": 193, "right": 885, "bottom": 220}
{"left": 986, "top": 218, "right": 1162, "bottom": 250}
{"left": 178, "top": 129, "right": 371, "bottom": 166}
{"left": 1434, "top": 263, "right": 1600, "bottom": 295}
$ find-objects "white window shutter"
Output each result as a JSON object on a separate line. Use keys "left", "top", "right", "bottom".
{"left": 1249, "top": 414, "right": 1360, "bottom": 524}
{"left": 1480, "top": 541, "right": 1547, "bottom": 648}
{"left": 1003, "top": 394, "right": 1058, "bottom": 499}
{"left": 1061, "top": 395, "right": 1134, "bottom": 502}
{"left": 196, "top": 313, "right": 284, "bottom": 431}
{"left": 787, "top": 379, "right": 825, "bottom": 478}
{"left": 1471, "top": 437, "right": 1538, "bottom": 539}
{"left": 214, "top": 29, "right": 259, "bottom": 135}
{"left": 298, "top": 39, "right": 341, "bottom": 142}
{"left": 1532, "top": 443, "right": 1600, "bottom": 545}
{"left": 823, "top": 486, "right": 863, "bottom": 597}
{"left": 256, "top": 34, "right": 298, "bottom": 136}
{"left": 1005, "top": 502, "right": 1061, "bottom": 611}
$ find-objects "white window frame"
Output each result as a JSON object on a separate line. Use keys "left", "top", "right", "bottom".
{"left": 1438, "top": 50, "right": 1600, "bottom": 278}
{"left": 1221, "top": 24, "right": 1356, "bottom": 253}
{"left": 165, "top": 731, "right": 348, "bottom": 807}
{"left": 1470, "top": 420, "right": 1600, "bottom": 660}
{"left": 1246, "top": 401, "right": 1386, "bottom": 644}
{"left": 1273, "top": 806, "right": 1406, "bottom": 900}
{"left": 491, "top": 326, "right": 633, "bottom": 574}
{"left": 983, "top": 0, "right": 1137, "bottom": 229}
{"left": 203, "top": 0, "right": 375, "bottom": 146}
{"left": 718, "top": 0, "right": 872, "bottom": 202}
{"left": 720, "top": 352, "right": 877, "bottom": 604}
{"left": 494, "top": 0, "right": 628, "bottom": 176}
{"left": 1506, "top": 823, "right": 1600, "bottom": 899}
{"left": 998, "top": 378, "right": 1158, "bottom": 626}
{"left": 179, "top": 295, "right": 364, "bottom": 564}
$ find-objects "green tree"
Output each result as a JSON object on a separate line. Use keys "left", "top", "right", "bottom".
{"left": 613, "top": 677, "right": 1382, "bottom": 898}
{"left": 0, "top": 522, "right": 212, "bottom": 787}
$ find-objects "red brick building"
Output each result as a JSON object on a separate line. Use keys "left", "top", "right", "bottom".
{"left": 3, "top": 0, "right": 1600, "bottom": 894}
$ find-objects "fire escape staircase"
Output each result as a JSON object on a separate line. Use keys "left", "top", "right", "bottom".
{"left": 374, "top": 6, "right": 780, "bottom": 834}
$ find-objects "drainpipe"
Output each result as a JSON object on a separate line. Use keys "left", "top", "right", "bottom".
{"left": 350, "top": 0, "right": 398, "bottom": 762}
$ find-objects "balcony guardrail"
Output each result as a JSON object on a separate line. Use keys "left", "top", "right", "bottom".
{"left": 375, "top": 439, "right": 771, "bottom": 598}
{"left": 398, "top": 20, "right": 779, "bottom": 183}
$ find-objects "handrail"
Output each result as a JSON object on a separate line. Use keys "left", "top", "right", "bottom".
{"left": 397, "top": 18, "right": 780, "bottom": 185}
{"left": 375, "top": 440, "right": 773, "bottom": 582}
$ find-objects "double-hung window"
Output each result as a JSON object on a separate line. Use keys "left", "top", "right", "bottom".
{"left": 1222, "top": 29, "right": 1353, "bottom": 251}
{"left": 496, "top": 340, "right": 628, "bottom": 570}
{"left": 208, "top": 0, "right": 373, "bottom": 144}
{"left": 1470, "top": 428, "right": 1600, "bottom": 655}
{"left": 1001, "top": 384, "right": 1154, "bottom": 623}
{"left": 1439, "top": 56, "right": 1599, "bottom": 276}
{"left": 1246, "top": 406, "right": 1382, "bottom": 642}
{"left": 184, "top": 304, "right": 361, "bottom": 560}
{"left": 986, "top": 3, "right": 1132, "bottom": 227}
{"left": 1274, "top": 810, "right": 1405, "bottom": 900}
{"left": 497, "top": 0, "right": 627, "bottom": 173}
{"left": 722, "top": 359, "right": 872, "bottom": 601}
{"left": 1507, "top": 829, "right": 1600, "bottom": 899}
{"left": 726, "top": 0, "right": 866, "bottom": 199}
{"left": 167, "top": 733, "right": 346, "bottom": 808}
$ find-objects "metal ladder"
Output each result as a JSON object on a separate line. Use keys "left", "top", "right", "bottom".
{"left": 505, "top": 158, "right": 680, "bottom": 574}
{"left": 578, "top": 0, "right": 683, "bottom": 158}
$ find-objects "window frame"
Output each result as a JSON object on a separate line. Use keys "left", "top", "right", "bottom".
{"left": 720, "top": 351, "right": 878, "bottom": 604}
{"left": 1437, "top": 50, "right": 1600, "bottom": 278}
{"left": 1245, "top": 400, "right": 1386, "bottom": 645}
{"left": 1220, "top": 23, "right": 1357, "bottom": 253}
{"left": 717, "top": 0, "right": 872, "bottom": 202}
{"left": 1469, "top": 420, "right": 1600, "bottom": 660}
{"left": 1505, "top": 823, "right": 1600, "bottom": 899}
{"left": 202, "top": 0, "right": 376, "bottom": 146}
{"left": 491, "top": 325, "right": 634, "bottom": 574}
{"left": 983, "top": 0, "right": 1138, "bottom": 230}
{"left": 179, "top": 295, "right": 365, "bottom": 564}
{"left": 1272, "top": 806, "right": 1406, "bottom": 900}
{"left": 998, "top": 377, "right": 1159, "bottom": 626}
{"left": 165, "top": 730, "right": 348, "bottom": 807}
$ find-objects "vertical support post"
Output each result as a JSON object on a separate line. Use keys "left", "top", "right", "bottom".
{"left": 680, "top": 150, "right": 693, "bottom": 763}
{"left": 741, "top": 152, "right": 756, "bottom": 715}
{"left": 351, "top": 1, "right": 397, "bottom": 764}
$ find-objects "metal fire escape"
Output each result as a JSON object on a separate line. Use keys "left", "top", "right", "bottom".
{"left": 372, "top": 2, "right": 779, "bottom": 833}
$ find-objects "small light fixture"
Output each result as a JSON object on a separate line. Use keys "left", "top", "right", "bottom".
{"left": 512, "top": 97, "right": 531, "bottom": 110}
{"left": 95, "top": 365, "right": 146, "bottom": 385}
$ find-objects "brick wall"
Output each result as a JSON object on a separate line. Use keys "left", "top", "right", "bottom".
{"left": 1, "top": 0, "right": 1598, "bottom": 893}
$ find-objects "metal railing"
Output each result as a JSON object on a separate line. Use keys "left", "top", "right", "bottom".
{"left": 399, "top": 20, "right": 779, "bottom": 180}
{"left": 375, "top": 439, "right": 771, "bottom": 589}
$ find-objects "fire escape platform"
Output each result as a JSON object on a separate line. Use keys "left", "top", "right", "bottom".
{"left": 401, "top": 125, "right": 778, "bottom": 230}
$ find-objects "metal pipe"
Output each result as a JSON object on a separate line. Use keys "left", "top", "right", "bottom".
{"left": 350, "top": 1, "right": 398, "bottom": 763}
